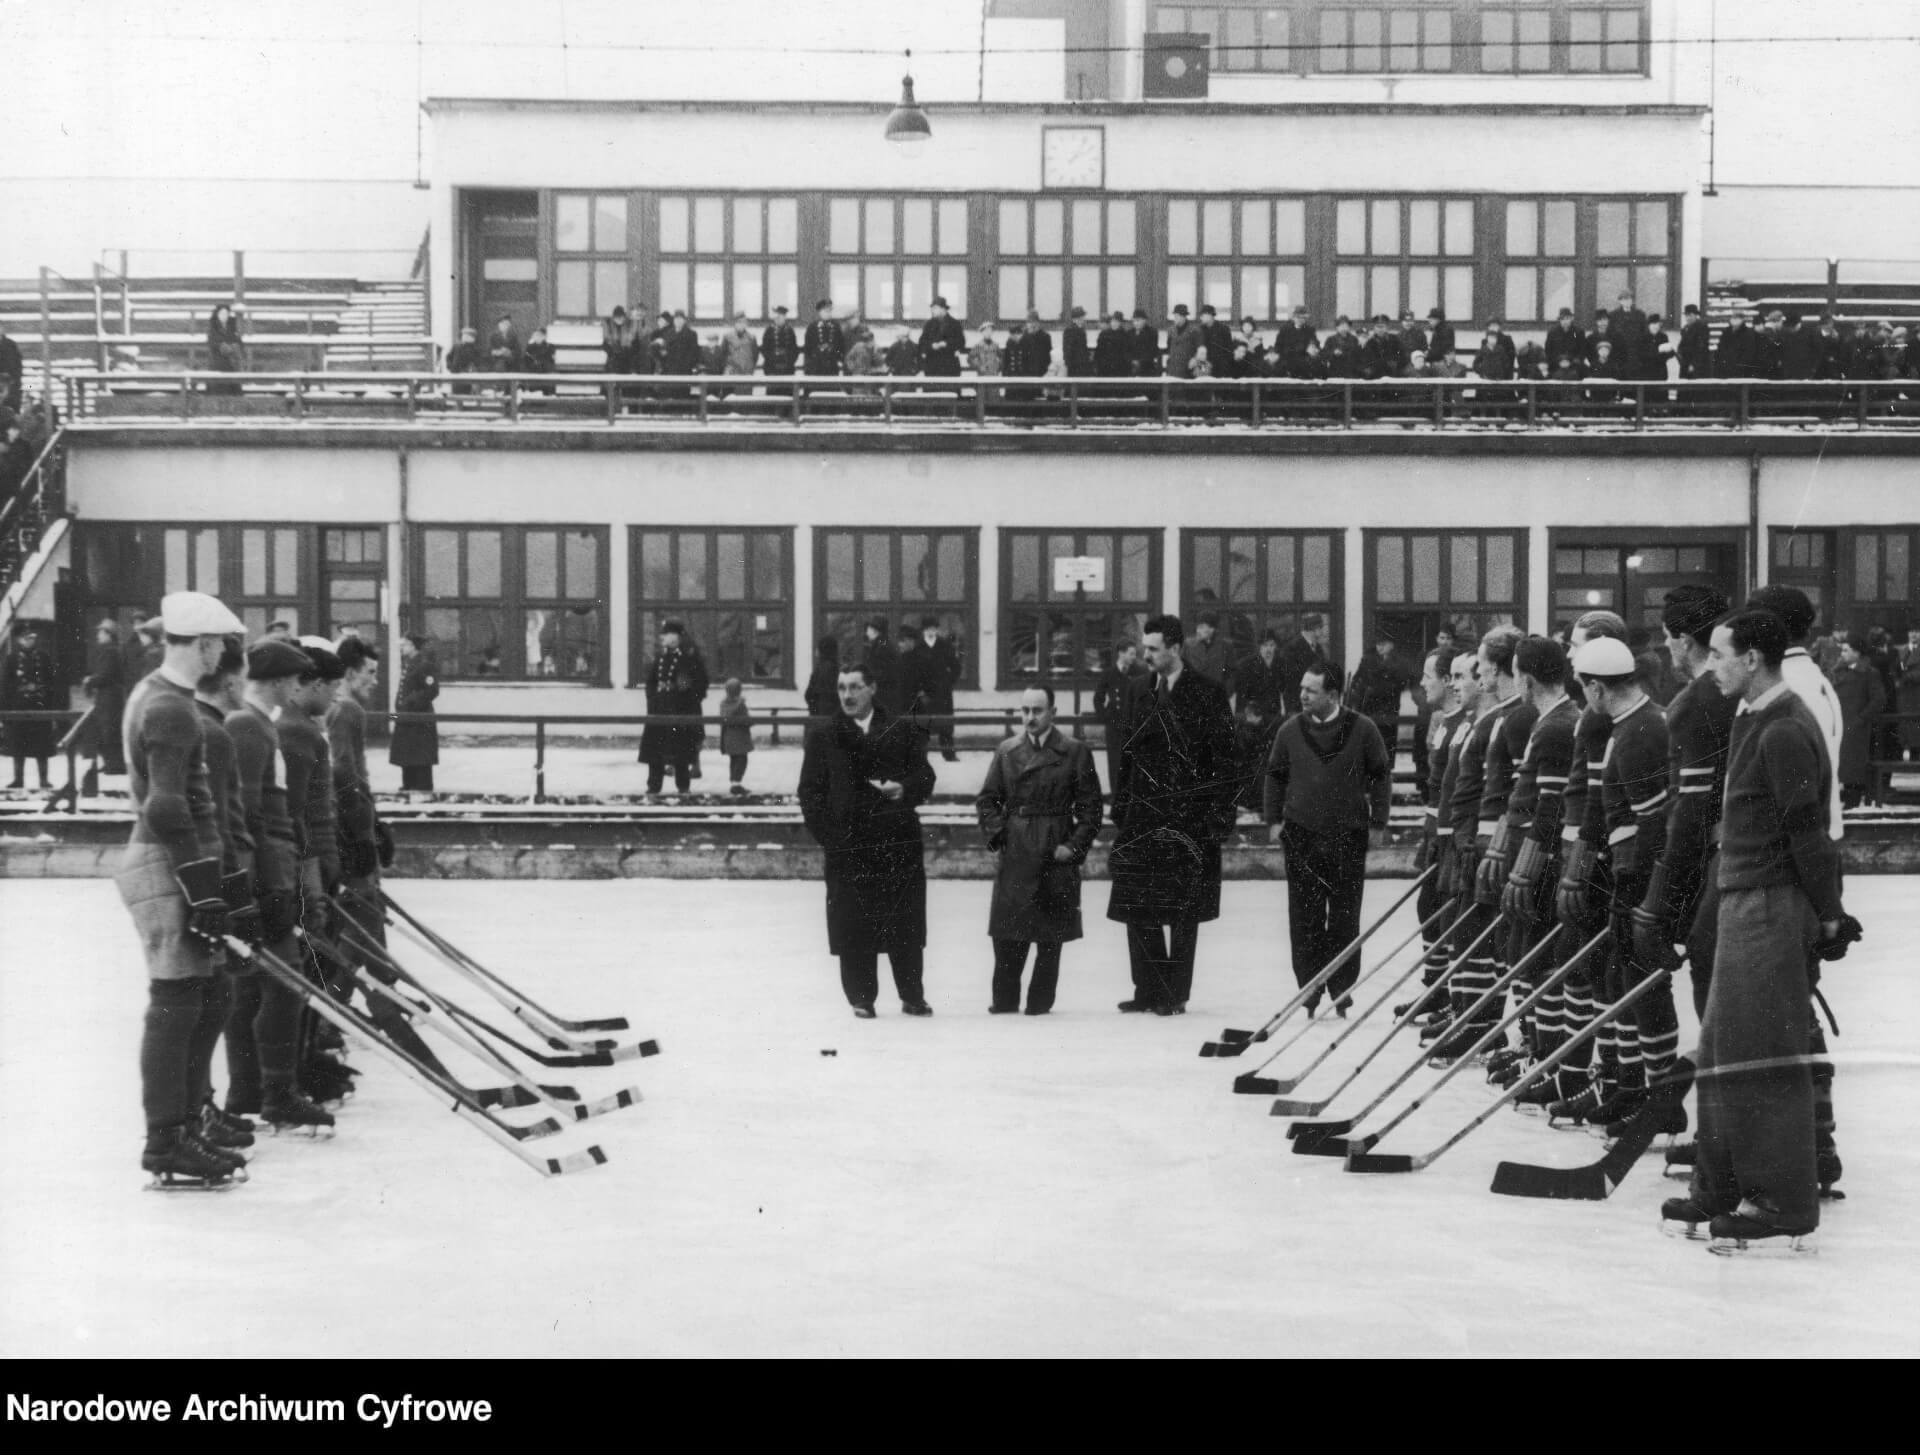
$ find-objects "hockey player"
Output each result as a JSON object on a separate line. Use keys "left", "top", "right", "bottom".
{"left": 1427, "top": 625, "right": 1525, "bottom": 1061}
{"left": 1662, "top": 610, "right": 1856, "bottom": 1254}
{"left": 1403, "top": 646, "right": 1466, "bottom": 1020}
{"left": 223, "top": 638, "right": 334, "bottom": 1135}
{"left": 1409, "top": 648, "right": 1484, "bottom": 1025}
{"left": 1490, "top": 636, "right": 1579, "bottom": 1082}
{"left": 119, "top": 591, "right": 250, "bottom": 1189}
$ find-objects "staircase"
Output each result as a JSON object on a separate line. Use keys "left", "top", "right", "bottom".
{"left": 327, "top": 280, "right": 433, "bottom": 370}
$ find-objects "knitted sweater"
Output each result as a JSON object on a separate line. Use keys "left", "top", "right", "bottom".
{"left": 1716, "top": 685, "right": 1842, "bottom": 921}
{"left": 1262, "top": 707, "right": 1392, "bottom": 833}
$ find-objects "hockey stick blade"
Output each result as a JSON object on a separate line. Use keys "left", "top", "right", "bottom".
{"left": 473, "top": 1082, "right": 584, "bottom": 1110}
{"left": 560, "top": 1017, "right": 630, "bottom": 1033}
{"left": 605, "top": 1038, "right": 660, "bottom": 1062}
{"left": 1488, "top": 1159, "right": 1611, "bottom": 1200}
{"left": 1344, "top": 1150, "right": 1417, "bottom": 1174}
{"left": 1198, "top": 1042, "right": 1221, "bottom": 1058}
{"left": 1292, "top": 1132, "right": 1361, "bottom": 1158}
{"left": 1220, "top": 1029, "right": 1255, "bottom": 1044}
{"left": 1233, "top": 1074, "right": 1281, "bottom": 1095}
{"left": 505, "top": 1114, "right": 567, "bottom": 1142}
{"left": 538, "top": 1144, "right": 611, "bottom": 1177}
{"left": 1286, "top": 1115, "right": 1353, "bottom": 1141}
{"left": 1268, "top": 1094, "right": 1334, "bottom": 1117}
{"left": 567, "top": 1087, "right": 644, "bottom": 1122}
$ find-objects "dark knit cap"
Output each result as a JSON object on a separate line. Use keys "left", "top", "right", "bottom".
{"left": 246, "top": 639, "right": 313, "bottom": 681}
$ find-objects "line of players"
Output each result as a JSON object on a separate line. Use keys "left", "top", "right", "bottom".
{"left": 124, "top": 590, "right": 413, "bottom": 1189}
{"left": 1403, "top": 583, "right": 1855, "bottom": 1250}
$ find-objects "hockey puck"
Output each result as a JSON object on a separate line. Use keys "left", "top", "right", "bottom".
{"left": 820, "top": 1049, "right": 838, "bottom": 1057}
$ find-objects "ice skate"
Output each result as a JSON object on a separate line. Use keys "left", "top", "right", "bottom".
{"left": 1660, "top": 1195, "right": 1713, "bottom": 1240}
{"left": 1817, "top": 1150, "right": 1845, "bottom": 1202}
{"left": 200, "top": 1100, "right": 256, "bottom": 1151}
{"left": 1707, "top": 1200, "right": 1818, "bottom": 1257}
{"left": 262, "top": 1088, "right": 337, "bottom": 1138}
{"left": 1547, "top": 1078, "right": 1613, "bottom": 1128}
{"left": 142, "top": 1125, "right": 238, "bottom": 1192}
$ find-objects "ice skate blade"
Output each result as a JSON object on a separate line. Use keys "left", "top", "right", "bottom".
{"left": 145, "top": 1175, "right": 236, "bottom": 1192}
{"left": 1707, "top": 1232, "right": 1817, "bottom": 1257}
{"left": 1660, "top": 1220, "right": 1708, "bottom": 1241}
{"left": 267, "top": 1124, "right": 335, "bottom": 1140}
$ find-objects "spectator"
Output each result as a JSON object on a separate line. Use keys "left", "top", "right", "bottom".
{"left": 1276, "top": 613, "right": 1331, "bottom": 717}
{"left": 884, "top": 328, "right": 919, "bottom": 376}
{"left": 804, "top": 635, "right": 841, "bottom": 719}
{"left": 1062, "top": 305, "right": 1093, "bottom": 378}
{"left": 968, "top": 322, "right": 1004, "bottom": 377}
{"left": 1756, "top": 310, "right": 1789, "bottom": 379}
{"left": 658, "top": 310, "right": 701, "bottom": 378}
{"left": 1814, "top": 315, "right": 1851, "bottom": 381}
{"left": 1233, "top": 698, "right": 1273, "bottom": 811}
{"left": 1274, "top": 305, "right": 1318, "bottom": 376}
{"left": 1641, "top": 314, "right": 1675, "bottom": 381}
{"left": 205, "top": 303, "right": 245, "bottom": 394}
{"left": 861, "top": 617, "right": 900, "bottom": 714}
{"left": 1318, "top": 316, "right": 1361, "bottom": 378}
{"left": 1867, "top": 625, "right": 1900, "bottom": 767}
{"left": 1185, "top": 611, "right": 1232, "bottom": 686}
{"left": 844, "top": 323, "right": 883, "bottom": 388}
{"left": 1231, "top": 317, "right": 1264, "bottom": 378}
{"left": 81, "top": 617, "right": 129, "bottom": 778}
{"left": 1165, "top": 304, "right": 1201, "bottom": 378}
{"left": 916, "top": 296, "right": 965, "bottom": 378}
{"left": 0, "top": 323, "right": 23, "bottom": 409}
{"left": 1516, "top": 340, "right": 1549, "bottom": 381}
{"left": 1233, "top": 630, "right": 1285, "bottom": 721}
{"left": 804, "top": 298, "right": 845, "bottom": 377}
{"left": 1396, "top": 308, "right": 1428, "bottom": 359}
{"left": 701, "top": 331, "right": 727, "bottom": 378}
{"left": 1779, "top": 312, "right": 1824, "bottom": 381}
{"left": 3, "top": 623, "right": 59, "bottom": 789}
{"left": 890, "top": 623, "right": 925, "bottom": 719}
{"left": 907, "top": 615, "right": 961, "bottom": 763}
{"left": 1093, "top": 640, "right": 1145, "bottom": 791}
{"left": 522, "top": 325, "right": 557, "bottom": 391}
{"left": 637, "top": 618, "right": 709, "bottom": 799}
{"left": 1715, "top": 308, "right": 1760, "bottom": 378}
{"left": 487, "top": 316, "right": 523, "bottom": 372}
{"left": 718, "top": 677, "right": 754, "bottom": 797}
{"left": 1829, "top": 634, "right": 1886, "bottom": 807}
{"left": 446, "top": 326, "right": 483, "bottom": 393}
{"left": 1544, "top": 308, "right": 1585, "bottom": 372}
{"left": 644, "top": 311, "right": 674, "bottom": 372}
{"left": 1349, "top": 630, "right": 1410, "bottom": 749}
{"left": 1425, "top": 306, "right": 1456, "bottom": 363}
{"left": 602, "top": 305, "right": 639, "bottom": 371}
{"left": 1127, "top": 309, "right": 1161, "bottom": 378}
{"left": 0, "top": 410, "right": 28, "bottom": 511}
{"left": 1011, "top": 308, "right": 1053, "bottom": 381}
{"left": 1586, "top": 338, "right": 1623, "bottom": 401}
{"left": 1607, "top": 289, "right": 1649, "bottom": 377}
{"left": 389, "top": 634, "right": 439, "bottom": 793}
{"left": 1361, "top": 315, "right": 1406, "bottom": 380}
{"left": 1471, "top": 321, "right": 1516, "bottom": 380}
{"left": 125, "top": 612, "right": 164, "bottom": 684}
{"left": 1093, "top": 310, "right": 1131, "bottom": 377}
{"left": 1189, "top": 346, "right": 1215, "bottom": 381}
{"left": 716, "top": 313, "right": 760, "bottom": 398}
{"left": 761, "top": 305, "right": 800, "bottom": 387}
{"left": 1677, "top": 303, "right": 1711, "bottom": 379}
{"left": 1198, "top": 304, "right": 1234, "bottom": 379}
{"left": 1897, "top": 626, "right": 1920, "bottom": 762}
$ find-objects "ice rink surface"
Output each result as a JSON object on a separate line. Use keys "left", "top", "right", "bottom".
{"left": 2, "top": 876, "right": 1916, "bottom": 1359}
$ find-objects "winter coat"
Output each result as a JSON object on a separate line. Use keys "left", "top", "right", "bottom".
{"left": 917, "top": 315, "right": 966, "bottom": 377}
{"left": 1106, "top": 668, "right": 1238, "bottom": 926}
{"left": 1320, "top": 332, "right": 1363, "bottom": 378}
{"left": 1183, "top": 635, "right": 1233, "bottom": 688}
{"left": 718, "top": 695, "right": 754, "bottom": 757}
{"left": 1898, "top": 647, "right": 1920, "bottom": 752}
{"left": 659, "top": 327, "right": 703, "bottom": 376}
{"left": 388, "top": 651, "right": 440, "bottom": 767}
{"left": 638, "top": 645, "right": 710, "bottom": 766}
{"left": 906, "top": 636, "right": 960, "bottom": 715}
{"left": 1063, "top": 324, "right": 1093, "bottom": 378}
{"left": 1472, "top": 335, "right": 1517, "bottom": 381}
{"left": 1232, "top": 652, "right": 1284, "bottom": 719}
{"left": 968, "top": 339, "right": 1004, "bottom": 377}
{"left": 1426, "top": 320, "right": 1457, "bottom": 359}
{"left": 798, "top": 706, "right": 936, "bottom": 954}
{"left": 722, "top": 330, "right": 760, "bottom": 376}
{"left": 860, "top": 637, "right": 908, "bottom": 716}
{"left": 761, "top": 323, "right": 799, "bottom": 375}
{"left": 804, "top": 319, "right": 845, "bottom": 376}
{"left": 82, "top": 637, "right": 128, "bottom": 763}
{"left": 602, "top": 317, "right": 639, "bottom": 371}
{"left": 1093, "top": 662, "right": 1145, "bottom": 726}
{"left": 1829, "top": 660, "right": 1886, "bottom": 787}
{"left": 1678, "top": 318, "right": 1711, "bottom": 379}
{"left": 976, "top": 727, "right": 1103, "bottom": 942}
{"left": 1350, "top": 652, "right": 1409, "bottom": 736}
{"left": 1128, "top": 326, "right": 1162, "bottom": 378}
{"left": 1273, "top": 321, "right": 1318, "bottom": 375}
{"left": 1092, "top": 327, "right": 1130, "bottom": 377}
{"left": 804, "top": 655, "right": 841, "bottom": 719}
{"left": 1007, "top": 328, "right": 1052, "bottom": 379}
{"left": 885, "top": 338, "right": 921, "bottom": 375}
{"left": 2, "top": 643, "right": 60, "bottom": 758}
{"left": 1165, "top": 321, "right": 1202, "bottom": 378}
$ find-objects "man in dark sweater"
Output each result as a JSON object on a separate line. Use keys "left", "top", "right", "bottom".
{"left": 1664, "top": 609, "right": 1855, "bottom": 1255}
{"left": 1263, "top": 661, "right": 1393, "bottom": 1015}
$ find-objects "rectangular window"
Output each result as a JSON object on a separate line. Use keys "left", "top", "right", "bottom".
{"left": 632, "top": 528, "right": 791, "bottom": 686}
{"left": 415, "top": 525, "right": 607, "bottom": 682}
{"left": 1184, "top": 531, "right": 1339, "bottom": 662}
{"left": 659, "top": 194, "right": 801, "bottom": 324}
{"left": 826, "top": 196, "right": 970, "bottom": 324}
{"left": 1501, "top": 197, "right": 1579, "bottom": 327}
{"left": 1367, "top": 529, "right": 1525, "bottom": 643}
{"left": 1167, "top": 196, "right": 1309, "bottom": 325}
{"left": 997, "top": 197, "right": 1135, "bottom": 322}
{"left": 816, "top": 529, "right": 978, "bottom": 689}
{"left": 552, "top": 192, "right": 630, "bottom": 322}
{"left": 1158, "top": 6, "right": 1297, "bottom": 73}
{"left": 1002, "top": 529, "right": 1160, "bottom": 687}
{"left": 1569, "top": 4, "right": 1645, "bottom": 73}
{"left": 1479, "top": 4, "right": 1552, "bottom": 72}
{"left": 1334, "top": 195, "right": 1474, "bottom": 324}
{"left": 1593, "top": 196, "right": 1674, "bottom": 319}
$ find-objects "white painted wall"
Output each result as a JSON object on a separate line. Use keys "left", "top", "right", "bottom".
{"left": 68, "top": 447, "right": 400, "bottom": 522}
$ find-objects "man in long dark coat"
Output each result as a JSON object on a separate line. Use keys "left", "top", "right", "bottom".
{"left": 1106, "top": 614, "right": 1238, "bottom": 1016}
{"left": 1275, "top": 613, "right": 1330, "bottom": 717}
{"left": 907, "top": 615, "right": 961, "bottom": 762}
{"left": 804, "top": 299, "right": 845, "bottom": 378}
{"left": 83, "top": 617, "right": 130, "bottom": 776}
{"left": 916, "top": 296, "right": 966, "bottom": 379}
{"left": 976, "top": 687, "right": 1102, "bottom": 1015}
{"left": 638, "top": 619, "right": 710, "bottom": 797}
{"left": 388, "top": 634, "right": 440, "bottom": 793}
{"left": 3, "top": 623, "right": 60, "bottom": 789}
{"left": 799, "top": 660, "right": 937, "bottom": 1018}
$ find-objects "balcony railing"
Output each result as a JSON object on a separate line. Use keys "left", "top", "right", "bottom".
{"left": 58, "top": 371, "right": 1920, "bottom": 434}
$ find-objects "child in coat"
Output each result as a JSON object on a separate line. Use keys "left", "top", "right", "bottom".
{"left": 719, "top": 677, "right": 754, "bottom": 795}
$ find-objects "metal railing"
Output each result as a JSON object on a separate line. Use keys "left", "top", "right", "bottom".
{"left": 55, "top": 370, "right": 1920, "bottom": 432}
{"left": 0, "top": 430, "right": 68, "bottom": 604}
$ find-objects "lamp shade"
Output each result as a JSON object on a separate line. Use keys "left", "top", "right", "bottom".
{"left": 884, "top": 71, "right": 931, "bottom": 150}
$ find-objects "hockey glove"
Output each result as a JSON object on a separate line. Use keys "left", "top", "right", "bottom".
{"left": 1501, "top": 837, "right": 1550, "bottom": 923}
{"left": 1629, "top": 905, "right": 1684, "bottom": 973}
{"left": 341, "top": 837, "right": 379, "bottom": 881}
{"left": 222, "top": 870, "right": 262, "bottom": 945}
{"left": 1435, "top": 838, "right": 1458, "bottom": 899}
{"left": 374, "top": 819, "right": 396, "bottom": 869}
{"left": 1474, "top": 825, "right": 1511, "bottom": 906}
{"left": 175, "top": 858, "right": 230, "bottom": 947}
{"left": 258, "top": 887, "right": 301, "bottom": 942}
{"left": 1608, "top": 832, "right": 1639, "bottom": 881}
{"left": 1814, "top": 913, "right": 1864, "bottom": 964}
{"left": 319, "top": 853, "right": 343, "bottom": 897}
{"left": 1412, "top": 820, "right": 1434, "bottom": 873}
{"left": 1555, "top": 839, "right": 1597, "bottom": 931}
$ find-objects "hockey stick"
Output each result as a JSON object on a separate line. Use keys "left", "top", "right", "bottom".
{"left": 1262, "top": 902, "right": 1499, "bottom": 1111}
{"left": 1209, "top": 895, "right": 1462, "bottom": 1064}
{"left": 1288, "top": 921, "right": 1594, "bottom": 1154}
{"left": 225, "top": 937, "right": 608, "bottom": 1177}
{"left": 1204, "top": 867, "right": 1433, "bottom": 1056}
{"left": 374, "top": 888, "right": 633, "bottom": 1038}
{"left": 307, "top": 919, "right": 645, "bottom": 1126}
{"left": 1330, "top": 926, "right": 1615, "bottom": 1168}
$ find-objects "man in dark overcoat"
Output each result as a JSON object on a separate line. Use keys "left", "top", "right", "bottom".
{"left": 1106, "top": 614, "right": 1238, "bottom": 1016}
{"left": 761, "top": 305, "right": 800, "bottom": 394}
{"left": 83, "top": 617, "right": 130, "bottom": 776}
{"left": 3, "top": 623, "right": 60, "bottom": 789}
{"left": 1275, "top": 613, "right": 1330, "bottom": 717}
{"left": 804, "top": 299, "right": 845, "bottom": 377}
{"left": 976, "top": 686, "right": 1102, "bottom": 1015}
{"left": 916, "top": 296, "right": 966, "bottom": 379}
{"left": 638, "top": 618, "right": 710, "bottom": 796}
{"left": 798, "top": 661, "right": 938, "bottom": 1018}
{"left": 388, "top": 633, "right": 440, "bottom": 792}
{"left": 907, "top": 615, "right": 961, "bottom": 762}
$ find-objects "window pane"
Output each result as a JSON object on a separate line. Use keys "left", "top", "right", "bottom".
{"left": 556, "top": 261, "right": 591, "bottom": 319}
{"left": 594, "top": 260, "right": 626, "bottom": 316}
{"left": 271, "top": 529, "right": 296, "bottom": 592}
{"left": 865, "top": 199, "right": 894, "bottom": 254}
{"left": 657, "top": 262, "right": 688, "bottom": 318}
{"left": 556, "top": 195, "right": 589, "bottom": 252}
{"left": 679, "top": 533, "right": 710, "bottom": 599}
{"left": 1266, "top": 535, "right": 1296, "bottom": 602}
{"left": 1260, "top": 7, "right": 1291, "bottom": 68}
{"left": 1196, "top": 265, "right": 1228, "bottom": 316}
{"left": 1120, "top": 534, "right": 1151, "bottom": 603}
{"left": 1336, "top": 265, "right": 1365, "bottom": 321}
{"left": 767, "top": 263, "right": 799, "bottom": 316}
{"left": 1033, "top": 266, "right": 1065, "bottom": 322}
{"left": 1226, "top": 535, "right": 1258, "bottom": 602}
{"left": 1376, "top": 536, "right": 1406, "bottom": 604}
{"left": 1606, "top": 7, "right": 1641, "bottom": 70}
{"left": 1505, "top": 268, "right": 1537, "bottom": 322}
{"left": 241, "top": 529, "right": 267, "bottom": 596}
{"left": 1444, "top": 200, "right": 1474, "bottom": 256}
{"left": 693, "top": 262, "right": 725, "bottom": 319}
{"left": 1542, "top": 266, "right": 1575, "bottom": 320}
{"left": 1319, "top": 9, "right": 1349, "bottom": 71}
{"left": 767, "top": 198, "right": 798, "bottom": 253}
{"left": 1481, "top": 10, "right": 1513, "bottom": 70}
{"left": 1302, "top": 535, "right": 1331, "bottom": 601}
{"left": 1224, "top": 7, "right": 1259, "bottom": 69}
{"left": 1451, "top": 535, "right": 1481, "bottom": 601}
{"left": 1406, "top": 264, "right": 1439, "bottom": 316}
{"left": 659, "top": 197, "right": 689, "bottom": 253}
{"left": 1336, "top": 199, "right": 1366, "bottom": 254}
{"left": 999, "top": 269, "right": 1029, "bottom": 320}
{"left": 1167, "top": 265, "right": 1197, "bottom": 315}
{"left": 898, "top": 534, "right": 929, "bottom": 602}
{"left": 1390, "top": 9, "right": 1420, "bottom": 71}
{"left": 1082, "top": 534, "right": 1116, "bottom": 604}
{"left": 733, "top": 264, "right": 764, "bottom": 322}
{"left": 1444, "top": 266, "right": 1474, "bottom": 323}
{"left": 1595, "top": 264, "right": 1629, "bottom": 306}
{"left": 1518, "top": 10, "right": 1550, "bottom": 69}
{"left": 1637, "top": 200, "right": 1669, "bottom": 254}
{"left": 1371, "top": 200, "right": 1400, "bottom": 255}
{"left": 1107, "top": 266, "right": 1135, "bottom": 318}
{"left": 999, "top": 200, "right": 1028, "bottom": 256}
{"left": 594, "top": 195, "right": 627, "bottom": 252}
{"left": 935, "top": 535, "right": 966, "bottom": 599}
{"left": 1506, "top": 201, "right": 1538, "bottom": 256}
{"left": 938, "top": 199, "right": 968, "bottom": 255}
{"left": 1274, "top": 199, "right": 1306, "bottom": 254}
{"left": 424, "top": 529, "right": 460, "bottom": 597}
{"left": 1202, "top": 200, "right": 1233, "bottom": 256}
{"left": 825, "top": 532, "right": 856, "bottom": 601}
{"left": 1011, "top": 533, "right": 1039, "bottom": 603}
{"left": 1240, "top": 266, "right": 1271, "bottom": 323}
{"left": 1486, "top": 535, "right": 1515, "bottom": 602}
{"left": 1034, "top": 199, "right": 1065, "bottom": 254}
{"left": 865, "top": 263, "right": 897, "bottom": 320}
{"left": 566, "top": 530, "right": 597, "bottom": 598}
{"left": 862, "top": 534, "right": 892, "bottom": 601}
{"left": 1072, "top": 199, "right": 1103, "bottom": 256}
{"left": 829, "top": 198, "right": 859, "bottom": 254}
{"left": 1634, "top": 265, "right": 1667, "bottom": 315}
{"left": 1272, "top": 264, "right": 1304, "bottom": 313}
{"left": 1351, "top": 8, "right": 1382, "bottom": 69}
{"left": 1544, "top": 200, "right": 1576, "bottom": 255}
{"left": 1169, "top": 200, "right": 1198, "bottom": 256}
{"left": 1238, "top": 201, "right": 1270, "bottom": 257}
{"left": 691, "top": 197, "right": 723, "bottom": 254}
{"left": 1105, "top": 200, "right": 1136, "bottom": 256}
{"left": 830, "top": 262, "right": 859, "bottom": 313}
{"left": 716, "top": 533, "right": 747, "bottom": 601}
{"left": 1569, "top": 9, "right": 1602, "bottom": 70}
{"left": 902, "top": 199, "right": 933, "bottom": 253}
{"left": 1071, "top": 265, "right": 1101, "bottom": 314}
{"left": 1408, "top": 536, "right": 1440, "bottom": 603}
{"left": 640, "top": 532, "right": 673, "bottom": 600}
{"left": 1409, "top": 199, "right": 1439, "bottom": 255}
{"left": 1423, "top": 8, "right": 1451, "bottom": 69}
{"left": 1886, "top": 534, "right": 1910, "bottom": 598}
{"left": 525, "top": 530, "right": 558, "bottom": 598}
{"left": 1597, "top": 201, "right": 1631, "bottom": 255}
{"left": 468, "top": 531, "right": 502, "bottom": 598}
{"left": 527, "top": 606, "right": 598, "bottom": 680}
{"left": 1371, "top": 265, "right": 1400, "bottom": 318}
{"left": 901, "top": 264, "right": 934, "bottom": 320}
{"left": 1190, "top": 534, "right": 1221, "bottom": 602}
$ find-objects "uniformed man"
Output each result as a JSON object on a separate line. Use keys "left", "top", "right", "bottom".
{"left": 804, "top": 298, "right": 845, "bottom": 377}
{"left": 1398, "top": 645, "right": 1471, "bottom": 1021}
{"left": 120, "top": 590, "right": 251, "bottom": 1189}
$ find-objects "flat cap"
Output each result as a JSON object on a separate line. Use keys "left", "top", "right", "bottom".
{"left": 245, "top": 639, "right": 313, "bottom": 681}
{"left": 1573, "top": 637, "right": 1636, "bottom": 678}
{"left": 159, "top": 591, "right": 245, "bottom": 636}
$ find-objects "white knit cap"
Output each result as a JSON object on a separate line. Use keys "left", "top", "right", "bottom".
{"left": 158, "top": 591, "right": 245, "bottom": 637}
{"left": 1572, "top": 637, "right": 1636, "bottom": 678}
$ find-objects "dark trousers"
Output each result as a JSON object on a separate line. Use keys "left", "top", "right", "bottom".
{"left": 992, "top": 938, "right": 1062, "bottom": 1013}
{"left": 142, "top": 978, "right": 206, "bottom": 1134}
{"left": 225, "top": 935, "right": 303, "bottom": 1112}
{"left": 9, "top": 755, "right": 49, "bottom": 787}
{"left": 400, "top": 765, "right": 434, "bottom": 792}
{"left": 728, "top": 753, "right": 748, "bottom": 784}
{"left": 1279, "top": 821, "right": 1369, "bottom": 1008}
{"left": 840, "top": 946, "right": 925, "bottom": 1009}
{"left": 1126, "top": 920, "right": 1200, "bottom": 1008}
{"left": 648, "top": 762, "right": 691, "bottom": 794}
